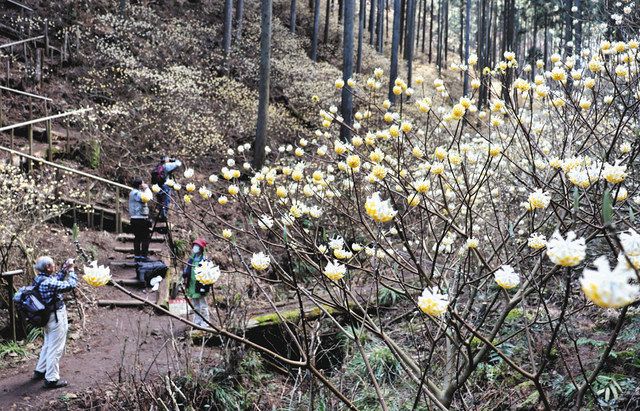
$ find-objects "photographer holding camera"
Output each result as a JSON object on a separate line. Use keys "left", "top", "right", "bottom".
{"left": 32, "top": 256, "right": 77, "bottom": 389}
{"left": 151, "top": 156, "right": 182, "bottom": 221}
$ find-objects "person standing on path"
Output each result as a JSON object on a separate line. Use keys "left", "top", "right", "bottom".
{"left": 182, "top": 238, "right": 211, "bottom": 327}
{"left": 128, "top": 178, "right": 153, "bottom": 262}
{"left": 32, "top": 256, "right": 77, "bottom": 389}
{"left": 151, "top": 156, "right": 182, "bottom": 221}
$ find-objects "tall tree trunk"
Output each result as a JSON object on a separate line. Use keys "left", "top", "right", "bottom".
{"left": 253, "top": 0, "right": 272, "bottom": 170}
{"left": 235, "top": 0, "right": 245, "bottom": 40}
{"left": 421, "top": 0, "right": 427, "bottom": 53}
{"left": 435, "top": 0, "right": 442, "bottom": 71}
{"left": 416, "top": 0, "right": 422, "bottom": 50}
{"left": 403, "top": 0, "right": 411, "bottom": 58}
{"left": 462, "top": 0, "right": 471, "bottom": 95}
{"left": 377, "top": 0, "right": 384, "bottom": 51}
{"left": 406, "top": 0, "right": 416, "bottom": 84}
{"left": 311, "top": 0, "right": 321, "bottom": 61}
{"left": 574, "top": 0, "right": 582, "bottom": 60}
{"left": 399, "top": 0, "right": 405, "bottom": 51}
{"left": 369, "top": 0, "right": 376, "bottom": 45}
{"left": 223, "top": 0, "right": 234, "bottom": 72}
{"left": 501, "top": 0, "right": 515, "bottom": 102}
{"left": 543, "top": 14, "right": 549, "bottom": 69}
{"left": 340, "top": 0, "right": 355, "bottom": 142}
{"left": 386, "top": 0, "right": 390, "bottom": 41}
{"left": 356, "top": 0, "right": 365, "bottom": 72}
{"left": 443, "top": 0, "right": 448, "bottom": 64}
{"left": 459, "top": 0, "right": 463, "bottom": 63}
{"left": 389, "top": 0, "right": 401, "bottom": 103}
{"left": 290, "top": 0, "right": 296, "bottom": 33}
{"left": 563, "top": 0, "right": 573, "bottom": 56}
{"left": 324, "top": 0, "right": 332, "bottom": 43}
{"left": 428, "top": 0, "right": 434, "bottom": 62}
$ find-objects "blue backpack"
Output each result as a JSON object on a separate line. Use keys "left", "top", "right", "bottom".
{"left": 13, "top": 278, "right": 53, "bottom": 327}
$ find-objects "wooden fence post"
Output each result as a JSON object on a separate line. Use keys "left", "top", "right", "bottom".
{"left": 46, "top": 119, "right": 52, "bottom": 161}
{"left": 10, "top": 129, "right": 14, "bottom": 164}
{"left": 27, "top": 124, "right": 33, "bottom": 172}
{"left": 2, "top": 269, "right": 24, "bottom": 342}
{"left": 45, "top": 101, "right": 52, "bottom": 161}
{"left": 115, "top": 187, "right": 122, "bottom": 233}
{"left": 44, "top": 20, "right": 50, "bottom": 57}
{"left": 28, "top": 97, "right": 33, "bottom": 172}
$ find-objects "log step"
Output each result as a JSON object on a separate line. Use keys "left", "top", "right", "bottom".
{"left": 113, "top": 247, "right": 162, "bottom": 254}
{"left": 112, "top": 278, "right": 145, "bottom": 287}
{"left": 116, "top": 233, "right": 164, "bottom": 243}
{"left": 97, "top": 299, "right": 146, "bottom": 308}
{"left": 110, "top": 261, "right": 138, "bottom": 268}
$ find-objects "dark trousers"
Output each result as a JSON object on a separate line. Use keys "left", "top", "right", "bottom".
{"left": 130, "top": 218, "right": 151, "bottom": 257}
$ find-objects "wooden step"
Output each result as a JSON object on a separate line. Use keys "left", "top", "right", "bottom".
{"left": 113, "top": 246, "right": 162, "bottom": 254}
{"left": 112, "top": 278, "right": 145, "bottom": 287}
{"left": 116, "top": 233, "right": 164, "bottom": 243}
{"left": 109, "top": 261, "right": 138, "bottom": 268}
{"left": 97, "top": 299, "right": 146, "bottom": 308}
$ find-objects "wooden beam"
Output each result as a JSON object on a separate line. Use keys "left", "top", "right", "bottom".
{"left": 0, "top": 108, "right": 91, "bottom": 132}
{"left": 1, "top": 269, "right": 23, "bottom": 277}
{"left": 112, "top": 278, "right": 144, "bottom": 286}
{"left": 0, "top": 35, "right": 43, "bottom": 49}
{"left": 0, "top": 85, "right": 52, "bottom": 101}
{"left": 4, "top": 0, "right": 34, "bottom": 12}
{"left": 0, "top": 145, "right": 133, "bottom": 191}
{"left": 97, "top": 299, "right": 146, "bottom": 307}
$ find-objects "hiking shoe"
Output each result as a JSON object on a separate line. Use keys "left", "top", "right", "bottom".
{"left": 44, "top": 379, "right": 68, "bottom": 389}
{"left": 32, "top": 370, "right": 45, "bottom": 381}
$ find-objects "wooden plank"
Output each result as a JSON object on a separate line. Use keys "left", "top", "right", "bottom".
{"left": 97, "top": 299, "right": 146, "bottom": 307}
{"left": 112, "top": 278, "right": 144, "bottom": 286}
{"left": 0, "top": 145, "right": 132, "bottom": 191}
{"left": 0, "top": 108, "right": 91, "bottom": 132}
{"left": 0, "top": 35, "right": 43, "bottom": 49}
{"left": 116, "top": 233, "right": 165, "bottom": 242}
{"left": 0, "top": 85, "right": 52, "bottom": 101}
{"left": 109, "top": 261, "right": 138, "bottom": 268}
{"left": 5, "top": 0, "right": 34, "bottom": 12}
{"left": 114, "top": 246, "right": 162, "bottom": 254}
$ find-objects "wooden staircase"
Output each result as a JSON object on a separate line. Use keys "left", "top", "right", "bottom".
{"left": 97, "top": 220, "right": 177, "bottom": 311}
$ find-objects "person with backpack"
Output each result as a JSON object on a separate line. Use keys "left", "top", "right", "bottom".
{"left": 32, "top": 256, "right": 77, "bottom": 389}
{"left": 182, "top": 238, "right": 210, "bottom": 327}
{"left": 151, "top": 156, "right": 182, "bottom": 221}
{"left": 128, "top": 177, "right": 153, "bottom": 262}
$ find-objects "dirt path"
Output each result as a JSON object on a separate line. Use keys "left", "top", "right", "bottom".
{"left": 0, "top": 229, "right": 191, "bottom": 410}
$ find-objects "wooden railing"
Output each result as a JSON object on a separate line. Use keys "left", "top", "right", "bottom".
{"left": 0, "top": 107, "right": 91, "bottom": 167}
{"left": 0, "top": 143, "right": 132, "bottom": 234}
{"left": 5, "top": 0, "right": 33, "bottom": 12}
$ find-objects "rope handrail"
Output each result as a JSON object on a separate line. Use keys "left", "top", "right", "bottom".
{"left": 0, "top": 85, "right": 52, "bottom": 101}
{"left": 0, "top": 145, "right": 132, "bottom": 191}
{"left": 0, "top": 35, "right": 44, "bottom": 49}
{"left": 0, "top": 108, "right": 92, "bottom": 132}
